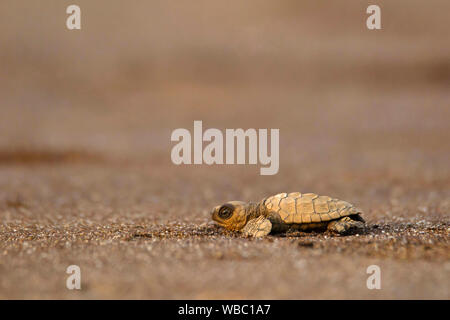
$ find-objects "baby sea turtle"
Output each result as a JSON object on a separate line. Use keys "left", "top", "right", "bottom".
{"left": 211, "top": 192, "right": 365, "bottom": 237}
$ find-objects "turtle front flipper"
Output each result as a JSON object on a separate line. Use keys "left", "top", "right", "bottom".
{"left": 241, "top": 216, "right": 272, "bottom": 237}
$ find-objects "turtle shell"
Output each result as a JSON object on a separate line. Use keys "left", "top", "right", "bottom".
{"left": 263, "top": 192, "right": 362, "bottom": 224}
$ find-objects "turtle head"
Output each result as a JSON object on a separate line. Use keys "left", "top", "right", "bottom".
{"left": 211, "top": 201, "right": 249, "bottom": 231}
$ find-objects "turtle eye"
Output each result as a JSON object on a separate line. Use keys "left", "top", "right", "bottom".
{"left": 218, "top": 204, "right": 233, "bottom": 219}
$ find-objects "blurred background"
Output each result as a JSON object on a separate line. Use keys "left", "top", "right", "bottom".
{"left": 0, "top": 0, "right": 448, "bottom": 299}
{"left": 1, "top": 0, "right": 449, "bottom": 159}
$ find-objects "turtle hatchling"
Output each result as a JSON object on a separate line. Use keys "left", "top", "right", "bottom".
{"left": 211, "top": 192, "right": 365, "bottom": 237}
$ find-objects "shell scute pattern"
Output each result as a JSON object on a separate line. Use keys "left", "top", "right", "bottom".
{"left": 279, "top": 196, "right": 296, "bottom": 223}
{"left": 329, "top": 210, "right": 341, "bottom": 219}
{"left": 264, "top": 193, "right": 360, "bottom": 224}
{"left": 313, "top": 196, "right": 330, "bottom": 214}
{"left": 297, "top": 197, "right": 315, "bottom": 215}
{"left": 288, "top": 192, "right": 301, "bottom": 198}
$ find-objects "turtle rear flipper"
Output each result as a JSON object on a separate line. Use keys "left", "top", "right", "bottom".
{"left": 327, "top": 216, "right": 364, "bottom": 235}
{"left": 242, "top": 216, "right": 272, "bottom": 237}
